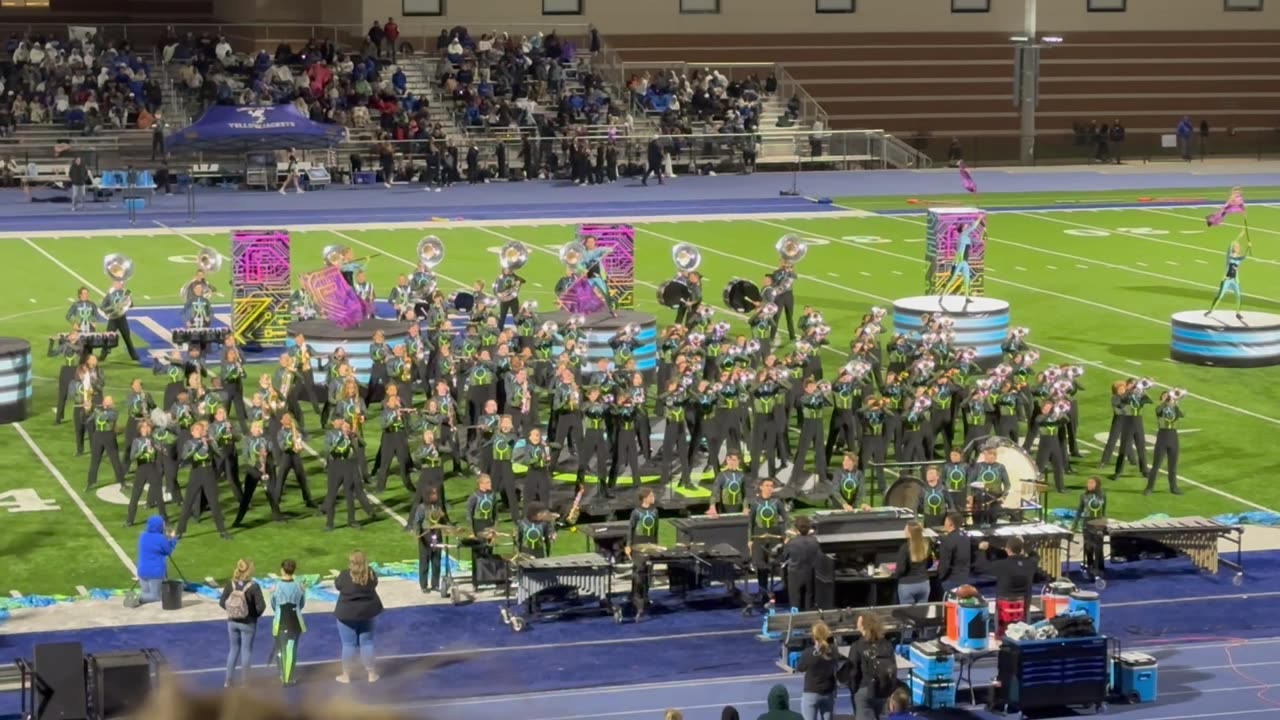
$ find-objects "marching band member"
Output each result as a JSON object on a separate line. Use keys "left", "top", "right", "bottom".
{"left": 287, "top": 334, "right": 324, "bottom": 419}
{"left": 1000, "top": 327, "right": 1029, "bottom": 361}
{"left": 917, "top": 467, "right": 953, "bottom": 528}
{"left": 100, "top": 279, "right": 140, "bottom": 361}
{"left": 429, "top": 383, "right": 466, "bottom": 475}
{"left": 66, "top": 287, "right": 100, "bottom": 334}
{"left": 748, "top": 478, "right": 789, "bottom": 611}
{"left": 209, "top": 406, "right": 245, "bottom": 504}
{"left": 72, "top": 362, "right": 99, "bottom": 455}
{"left": 488, "top": 414, "right": 519, "bottom": 521}
{"left": 494, "top": 264, "right": 526, "bottom": 329}
{"left": 516, "top": 502, "right": 556, "bottom": 559}
{"left": 941, "top": 447, "right": 971, "bottom": 513}
{"left": 352, "top": 270, "right": 376, "bottom": 320}
{"left": 154, "top": 351, "right": 187, "bottom": 409}
{"left": 898, "top": 392, "right": 933, "bottom": 464}
{"left": 409, "top": 485, "right": 450, "bottom": 593}
{"left": 374, "top": 395, "right": 415, "bottom": 495}
{"left": 967, "top": 444, "right": 1010, "bottom": 526}
{"left": 388, "top": 275, "right": 414, "bottom": 320}
{"left": 608, "top": 393, "right": 643, "bottom": 493}
{"left": 747, "top": 368, "right": 785, "bottom": 478}
{"left": 1025, "top": 400, "right": 1067, "bottom": 492}
{"left": 184, "top": 269, "right": 218, "bottom": 301}
{"left": 550, "top": 370, "right": 583, "bottom": 462}
{"left": 220, "top": 346, "right": 249, "bottom": 432}
{"left": 50, "top": 329, "right": 87, "bottom": 424}
{"left": 321, "top": 419, "right": 375, "bottom": 531}
{"left": 1073, "top": 476, "right": 1108, "bottom": 580}
{"left": 656, "top": 380, "right": 692, "bottom": 489}
{"left": 414, "top": 428, "right": 446, "bottom": 505}
{"left": 175, "top": 421, "right": 231, "bottom": 540}
{"left": 676, "top": 272, "right": 704, "bottom": 326}
{"left": 387, "top": 345, "right": 415, "bottom": 407}
{"left": 961, "top": 381, "right": 994, "bottom": 445}
{"left": 794, "top": 379, "right": 833, "bottom": 483}
{"left": 770, "top": 259, "right": 798, "bottom": 341}
{"left": 579, "top": 387, "right": 611, "bottom": 494}
{"left": 125, "top": 419, "right": 166, "bottom": 525}
{"left": 626, "top": 371, "right": 652, "bottom": 461}
{"left": 856, "top": 396, "right": 889, "bottom": 493}
{"left": 289, "top": 287, "right": 318, "bottom": 320}
{"left": 86, "top": 395, "right": 126, "bottom": 490}
{"left": 824, "top": 364, "right": 863, "bottom": 461}
{"left": 276, "top": 414, "right": 313, "bottom": 506}
{"left": 123, "top": 378, "right": 156, "bottom": 468}
{"left": 273, "top": 355, "right": 306, "bottom": 433}
{"left": 1112, "top": 378, "right": 1152, "bottom": 479}
{"left": 827, "top": 453, "right": 867, "bottom": 512}
{"left": 506, "top": 367, "right": 536, "bottom": 437}
{"left": 1146, "top": 390, "right": 1185, "bottom": 495}
{"left": 707, "top": 453, "right": 747, "bottom": 517}
{"left": 183, "top": 283, "right": 213, "bottom": 329}
{"left": 522, "top": 427, "right": 554, "bottom": 507}
{"left": 467, "top": 473, "right": 499, "bottom": 537}
{"left": 153, "top": 412, "right": 183, "bottom": 507}
{"left": 626, "top": 487, "right": 661, "bottom": 619}
{"left": 335, "top": 380, "right": 370, "bottom": 482}
{"left": 233, "top": 421, "right": 284, "bottom": 526}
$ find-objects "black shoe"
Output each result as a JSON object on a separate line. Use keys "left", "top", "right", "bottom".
{"left": 123, "top": 521, "right": 133, "bottom": 528}
{"left": 220, "top": 532, "right": 233, "bottom": 540}
{"left": 324, "top": 526, "right": 335, "bottom": 532}
{"left": 351, "top": 522, "right": 363, "bottom": 530}
{"left": 1142, "top": 488, "right": 1153, "bottom": 496}
{"left": 1171, "top": 487, "right": 1184, "bottom": 495}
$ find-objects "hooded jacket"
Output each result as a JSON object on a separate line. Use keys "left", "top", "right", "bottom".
{"left": 136, "top": 516, "right": 177, "bottom": 580}
{"left": 755, "top": 684, "right": 803, "bottom": 720}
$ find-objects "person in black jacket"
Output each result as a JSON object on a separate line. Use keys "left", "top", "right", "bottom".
{"left": 335, "top": 550, "right": 383, "bottom": 684}
{"left": 781, "top": 516, "right": 822, "bottom": 611}
{"left": 642, "top": 136, "right": 664, "bottom": 186}
{"left": 797, "top": 621, "right": 839, "bottom": 720}
{"left": 976, "top": 536, "right": 1037, "bottom": 636}
{"left": 848, "top": 612, "right": 897, "bottom": 720}
{"left": 220, "top": 558, "right": 265, "bottom": 688}
{"left": 936, "top": 512, "right": 971, "bottom": 592}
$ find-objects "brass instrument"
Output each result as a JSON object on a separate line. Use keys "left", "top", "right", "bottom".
{"left": 776, "top": 234, "right": 808, "bottom": 264}
{"left": 560, "top": 241, "right": 587, "bottom": 270}
{"left": 103, "top": 253, "right": 135, "bottom": 314}
{"left": 565, "top": 487, "right": 585, "bottom": 525}
{"left": 498, "top": 241, "right": 529, "bottom": 272}
{"left": 323, "top": 244, "right": 350, "bottom": 267}
{"left": 256, "top": 441, "right": 270, "bottom": 479}
{"left": 417, "top": 236, "right": 445, "bottom": 268}
{"left": 672, "top": 243, "right": 701, "bottom": 272}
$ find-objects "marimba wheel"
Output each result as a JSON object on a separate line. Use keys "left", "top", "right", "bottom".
{"left": 1094, "top": 577, "right": 1107, "bottom": 591}
{"left": 612, "top": 606, "right": 624, "bottom": 624}
{"left": 1234, "top": 572, "right": 1244, "bottom": 587}
{"left": 510, "top": 616, "right": 526, "bottom": 633}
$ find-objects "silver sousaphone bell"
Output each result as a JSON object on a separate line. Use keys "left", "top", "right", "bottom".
{"left": 417, "top": 236, "right": 445, "bottom": 269}
{"left": 322, "top": 244, "right": 349, "bottom": 268}
{"left": 179, "top": 246, "right": 223, "bottom": 300}
{"left": 103, "top": 253, "right": 134, "bottom": 313}
{"left": 776, "top": 234, "right": 808, "bottom": 264}
{"left": 560, "top": 241, "right": 587, "bottom": 269}
{"left": 672, "top": 243, "right": 701, "bottom": 272}
{"left": 499, "top": 241, "right": 529, "bottom": 271}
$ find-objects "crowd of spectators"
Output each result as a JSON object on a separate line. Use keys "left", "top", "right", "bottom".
{"left": 0, "top": 31, "right": 165, "bottom": 138}
{"left": 630, "top": 68, "right": 774, "bottom": 137}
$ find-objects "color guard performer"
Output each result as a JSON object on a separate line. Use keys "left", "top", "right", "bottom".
{"left": 577, "top": 235, "right": 616, "bottom": 318}
{"left": 1205, "top": 231, "right": 1251, "bottom": 320}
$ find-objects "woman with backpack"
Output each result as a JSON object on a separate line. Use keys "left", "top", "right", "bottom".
{"left": 894, "top": 522, "right": 933, "bottom": 605}
{"left": 335, "top": 550, "right": 383, "bottom": 684}
{"left": 848, "top": 613, "right": 898, "bottom": 720}
{"left": 797, "top": 621, "right": 839, "bottom": 720}
{"left": 219, "top": 558, "right": 265, "bottom": 687}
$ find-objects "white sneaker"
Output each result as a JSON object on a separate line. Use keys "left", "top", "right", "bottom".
{"left": 367, "top": 672, "right": 380, "bottom": 683}
{"left": 297, "top": 188, "right": 304, "bottom": 194}
{"left": 384, "top": 182, "right": 392, "bottom": 189}
{"left": 335, "top": 674, "right": 350, "bottom": 684}
{"left": 278, "top": 189, "right": 285, "bottom": 195}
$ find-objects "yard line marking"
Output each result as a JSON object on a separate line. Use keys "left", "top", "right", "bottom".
{"left": 1196, "top": 259, "right": 1209, "bottom": 264}
{"left": 746, "top": 219, "right": 1280, "bottom": 431}
{"left": 859, "top": 271, "right": 871, "bottom": 276}
{"left": 214, "top": 313, "right": 233, "bottom": 327}
{"left": 293, "top": 437, "right": 407, "bottom": 527}
{"left": 29, "top": 298, "right": 36, "bottom": 303}
{"left": 143, "top": 295, "right": 152, "bottom": 300}
{"left": 76, "top": 585, "right": 88, "bottom": 596}
{"left": 138, "top": 317, "right": 174, "bottom": 345}
{"left": 1075, "top": 264, "right": 1089, "bottom": 269}
{"left": 1125, "top": 359, "right": 1142, "bottom": 366}
{"left": 1015, "top": 266, "right": 1027, "bottom": 271}
{"left": 827, "top": 272, "right": 838, "bottom": 277}
{"left": 1166, "top": 261, "right": 1179, "bottom": 266}
{"left": 1045, "top": 265, "right": 1058, "bottom": 270}
{"left": 13, "top": 423, "right": 137, "bottom": 575}
{"left": 1180, "top": 230, "right": 1203, "bottom": 235}
{"left": 891, "top": 270, "right": 903, "bottom": 275}
{"left": 1027, "top": 210, "right": 1280, "bottom": 267}
{"left": 8, "top": 590, "right": 20, "bottom": 598}
{"left": 24, "top": 238, "right": 103, "bottom": 295}
{"left": 1136, "top": 261, "right": 1149, "bottom": 267}
{"left": 153, "top": 220, "right": 215, "bottom": 250}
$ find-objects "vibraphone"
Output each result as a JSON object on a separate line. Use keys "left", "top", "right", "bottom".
{"left": 172, "top": 327, "right": 231, "bottom": 347}
{"left": 503, "top": 553, "right": 620, "bottom": 631}
{"left": 968, "top": 523, "right": 1073, "bottom": 579}
{"left": 1106, "top": 516, "right": 1243, "bottom": 577}
{"left": 671, "top": 515, "right": 750, "bottom": 556}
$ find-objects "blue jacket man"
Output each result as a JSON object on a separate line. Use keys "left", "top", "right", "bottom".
{"left": 135, "top": 516, "right": 177, "bottom": 605}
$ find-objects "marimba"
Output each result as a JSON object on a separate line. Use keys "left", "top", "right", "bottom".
{"left": 671, "top": 516, "right": 749, "bottom": 556}
{"left": 172, "top": 327, "right": 231, "bottom": 347}
{"left": 1106, "top": 517, "right": 1243, "bottom": 578}
{"left": 968, "top": 523, "right": 1073, "bottom": 579}
{"left": 504, "top": 553, "right": 620, "bottom": 630}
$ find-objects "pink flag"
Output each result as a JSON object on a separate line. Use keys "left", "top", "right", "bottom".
{"left": 958, "top": 162, "right": 977, "bottom": 194}
{"left": 1206, "top": 187, "right": 1246, "bottom": 226}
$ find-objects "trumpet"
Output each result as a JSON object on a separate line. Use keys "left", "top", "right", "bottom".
{"left": 911, "top": 395, "right": 933, "bottom": 414}
{"left": 1066, "top": 365, "right": 1085, "bottom": 380}
{"left": 1169, "top": 387, "right": 1187, "bottom": 401}
{"left": 816, "top": 381, "right": 832, "bottom": 395}
{"left": 1012, "top": 326, "right": 1030, "bottom": 339}
{"left": 1136, "top": 378, "right": 1154, "bottom": 392}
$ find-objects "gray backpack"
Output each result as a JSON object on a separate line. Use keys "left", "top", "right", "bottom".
{"left": 225, "top": 581, "right": 255, "bottom": 620}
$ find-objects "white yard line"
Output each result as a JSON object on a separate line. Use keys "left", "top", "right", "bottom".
{"left": 23, "top": 237, "right": 103, "bottom": 295}
{"left": 1022, "top": 211, "right": 1280, "bottom": 269}
{"left": 13, "top": 424, "right": 138, "bottom": 574}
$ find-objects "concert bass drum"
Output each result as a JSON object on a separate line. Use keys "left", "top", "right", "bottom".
{"left": 982, "top": 437, "right": 1044, "bottom": 511}
{"left": 883, "top": 476, "right": 926, "bottom": 510}
{"left": 723, "top": 278, "right": 762, "bottom": 314}
{"left": 449, "top": 291, "right": 475, "bottom": 314}
{"left": 657, "top": 279, "right": 692, "bottom": 309}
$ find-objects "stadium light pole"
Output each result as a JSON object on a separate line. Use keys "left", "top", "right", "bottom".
{"left": 1011, "top": 0, "right": 1063, "bottom": 166}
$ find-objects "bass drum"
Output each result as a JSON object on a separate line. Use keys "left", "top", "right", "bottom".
{"left": 657, "top": 279, "right": 692, "bottom": 309}
{"left": 883, "top": 476, "right": 926, "bottom": 511}
{"left": 723, "top": 278, "right": 762, "bottom": 314}
{"left": 449, "top": 291, "right": 475, "bottom": 314}
{"left": 986, "top": 437, "right": 1043, "bottom": 511}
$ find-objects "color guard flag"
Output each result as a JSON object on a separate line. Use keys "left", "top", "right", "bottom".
{"left": 958, "top": 162, "right": 978, "bottom": 194}
{"left": 1206, "top": 187, "right": 1246, "bottom": 227}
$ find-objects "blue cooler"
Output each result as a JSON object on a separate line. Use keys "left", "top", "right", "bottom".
{"left": 909, "top": 640, "right": 956, "bottom": 681}
{"left": 1069, "top": 590, "right": 1102, "bottom": 631}
{"left": 1112, "top": 651, "right": 1158, "bottom": 703}
{"left": 910, "top": 672, "right": 957, "bottom": 709}
{"left": 956, "top": 602, "right": 988, "bottom": 650}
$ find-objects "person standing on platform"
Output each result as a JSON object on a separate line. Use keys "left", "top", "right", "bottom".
{"left": 748, "top": 478, "right": 789, "bottom": 610}
{"left": 126, "top": 420, "right": 167, "bottom": 525}
{"left": 578, "top": 387, "right": 611, "bottom": 495}
{"left": 1206, "top": 233, "right": 1251, "bottom": 320}
{"left": 334, "top": 550, "right": 382, "bottom": 684}
{"left": 708, "top": 453, "right": 747, "bottom": 517}
{"left": 1073, "top": 476, "right": 1108, "bottom": 581}
{"left": 917, "top": 467, "right": 952, "bottom": 528}
{"left": 1147, "top": 390, "right": 1184, "bottom": 495}
{"left": 936, "top": 513, "right": 971, "bottom": 593}
{"left": 86, "top": 396, "right": 126, "bottom": 490}
{"left": 176, "top": 421, "right": 231, "bottom": 540}
{"left": 657, "top": 380, "right": 693, "bottom": 490}
{"left": 781, "top": 516, "right": 822, "bottom": 612}
{"left": 522, "top": 427, "right": 554, "bottom": 507}
{"left": 793, "top": 380, "right": 832, "bottom": 484}
{"left": 66, "top": 287, "right": 100, "bottom": 334}
{"left": 270, "top": 559, "right": 306, "bottom": 687}
{"left": 219, "top": 558, "right": 264, "bottom": 688}
{"left": 608, "top": 394, "right": 643, "bottom": 495}
{"left": 100, "top": 279, "right": 140, "bottom": 362}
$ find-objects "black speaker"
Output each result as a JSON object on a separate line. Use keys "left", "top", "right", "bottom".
{"left": 32, "top": 642, "right": 87, "bottom": 720}
{"left": 88, "top": 651, "right": 154, "bottom": 719}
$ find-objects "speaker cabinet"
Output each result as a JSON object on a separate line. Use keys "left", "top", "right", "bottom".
{"left": 88, "top": 651, "right": 154, "bottom": 719}
{"left": 32, "top": 642, "right": 87, "bottom": 720}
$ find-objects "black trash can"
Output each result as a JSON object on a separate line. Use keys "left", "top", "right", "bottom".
{"left": 160, "top": 580, "right": 184, "bottom": 611}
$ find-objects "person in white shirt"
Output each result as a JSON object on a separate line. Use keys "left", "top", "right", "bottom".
{"left": 215, "top": 38, "right": 233, "bottom": 65}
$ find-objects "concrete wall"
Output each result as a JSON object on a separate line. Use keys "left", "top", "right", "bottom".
{"left": 350, "top": 0, "right": 1279, "bottom": 36}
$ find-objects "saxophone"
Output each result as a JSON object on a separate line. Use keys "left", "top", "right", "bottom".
{"left": 256, "top": 439, "right": 269, "bottom": 479}
{"left": 565, "top": 486, "right": 585, "bottom": 525}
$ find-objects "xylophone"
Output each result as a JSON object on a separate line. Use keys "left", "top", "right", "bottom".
{"left": 172, "top": 327, "right": 231, "bottom": 347}
{"left": 671, "top": 515, "right": 750, "bottom": 556}
{"left": 1106, "top": 516, "right": 1243, "bottom": 578}
{"left": 968, "top": 523, "right": 1073, "bottom": 579}
{"left": 504, "top": 553, "right": 620, "bottom": 630}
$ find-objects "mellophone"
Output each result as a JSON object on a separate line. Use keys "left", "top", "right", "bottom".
{"left": 54, "top": 332, "right": 118, "bottom": 350}
{"left": 172, "top": 327, "right": 231, "bottom": 346}
{"left": 967, "top": 523, "right": 1073, "bottom": 579}
{"left": 1104, "top": 516, "right": 1244, "bottom": 577}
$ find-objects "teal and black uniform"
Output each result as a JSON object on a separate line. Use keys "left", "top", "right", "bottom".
{"left": 941, "top": 460, "right": 970, "bottom": 510}
{"left": 628, "top": 505, "right": 661, "bottom": 610}
{"left": 85, "top": 406, "right": 125, "bottom": 490}
{"left": 828, "top": 467, "right": 865, "bottom": 508}
{"left": 516, "top": 517, "right": 554, "bottom": 559}
{"left": 1146, "top": 401, "right": 1184, "bottom": 494}
{"left": 100, "top": 286, "right": 139, "bottom": 361}
{"left": 711, "top": 469, "right": 747, "bottom": 513}
{"left": 1074, "top": 488, "right": 1108, "bottom": 575}
{"left": 271, "top": 579, "right": 307, "bottom": 686}
{"left": 918, "top": 481, "right": 953, "bottom": 527}
{"left": 748, "top": 495, "right": 789, "bottom": 605}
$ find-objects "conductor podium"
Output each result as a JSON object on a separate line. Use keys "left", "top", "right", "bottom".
{"left": 1170, "top": 311, "right": 1280, "bottom": 368}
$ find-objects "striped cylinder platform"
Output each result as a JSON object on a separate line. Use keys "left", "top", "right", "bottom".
{"left": 1171, "top": 311, "right": 1280, "bottom": 368}
{"left": 542, "top": 311, "right": 658, "bottom": 379}
{"left": 0, "top": 338, "right": 33, "bottom": 424}
{"left": 893, "top": 296, "right": 1011, "bottom": 368}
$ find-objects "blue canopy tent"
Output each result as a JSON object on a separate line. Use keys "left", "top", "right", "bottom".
{"left": 165, "top": 104, "right": 348, "bottom": 154}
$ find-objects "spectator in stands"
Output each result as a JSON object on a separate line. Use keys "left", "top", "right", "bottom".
{"left": 757, "top": 684, "right": 803, "bottom": 720}
{"left": 367, "top": 21, "right": 385, "bottom": 60}
{"left": 1176, "top": 116, "right": 1193, "bottom": 161}
{"left": 642, "top": 135, "right": 664, "bottom": 186}
{"left": 384, "top": 18, "right": 400, "bottom": 63}
{"left": 334, "top": 549, "right": 383, "bottom": 684}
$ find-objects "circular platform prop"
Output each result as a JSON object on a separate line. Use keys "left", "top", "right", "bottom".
{"left": 286, "top": 318, "right": 411, "bottom": 384}
{"left": 892, "top": 296, "right": 1011, "bottom": 368}
{"left": 0, "top": 338, "right": 33, "bottom": 424}
{"left": 542, "top": 311, "right": 658, "bottom": 376}
{"left": 1171, "top": 311, "right": 1280, "bottom": 368}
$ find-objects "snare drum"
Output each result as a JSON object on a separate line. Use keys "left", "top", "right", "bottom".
{"left": 658, "top": 278, "right": 692, "bottom": 309}
{"left": 723, "top": 278, "right": 762, "bottom": 314}
{"left": 449, "top": 291, "right": 475, "bottom": 314}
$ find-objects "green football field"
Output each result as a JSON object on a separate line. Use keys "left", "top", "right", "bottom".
{"left": 5, "top": 188, "right": 1280, "bottom": 596}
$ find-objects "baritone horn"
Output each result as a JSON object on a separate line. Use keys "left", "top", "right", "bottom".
{"left": 672, "top": 243, "right": 701, "bottom": 272}
{"left": 499, "top": 241, "right": 529, "bottom": 271}
{"left": 776, "top": 234, "right": 808, "bottom": 264}
{"left": 417, "top": 236, "right": 445, "bottom": 268}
